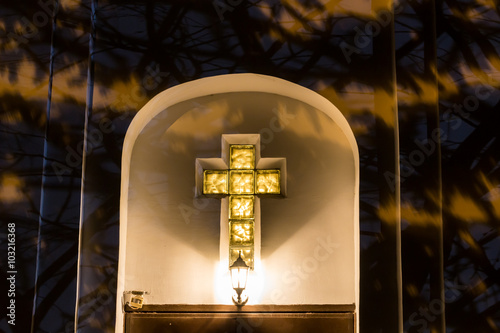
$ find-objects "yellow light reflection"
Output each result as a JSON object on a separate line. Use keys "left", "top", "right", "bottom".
{"left": 256, "top": 170, "right": 281, "bottom": 194}
{"left": 203, "top": 170, "right": 228, "bottom": 194}
{"left": 400, "top": 202, "right": 441, "bottom": 227}
{"left": 479, "top": 172, "right": 500, "bottom": 219}
{"left": 229, "top": 195, "right": 254, "bottom": 219}
{"left": 230, "top": 145, "right": 255, "bottom": 169}
{"left": 458, "top": 229, "right": 480, "bottom": 252}
{"left": 448, "top": 190, "right": 488, "bottom": 223}
{"left": 230, "top": 221, "right": 254, "bottom": 246}
{"left": 229, "top": 170, "right": 255, "bottom": 194}
{"left": 0, "top": 173, "right": 24, "bottom": 203}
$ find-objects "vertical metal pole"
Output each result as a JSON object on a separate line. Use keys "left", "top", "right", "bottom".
{"left": 31, "top": 1, "right": 59, "bottom": 332}
{"left": 74, "top": 0, "right": 97, "bottom": 331}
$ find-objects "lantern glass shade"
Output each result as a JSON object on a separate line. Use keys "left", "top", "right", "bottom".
{"left": 230, "top": 253, "right": 249, "bottom": 290}
{"left": 231, "top": 266, "right": 248, "bottom": 289}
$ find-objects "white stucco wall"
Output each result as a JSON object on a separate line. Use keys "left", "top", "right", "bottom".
{"left": 116, "top": 74, "right": 359, "bottom": 332}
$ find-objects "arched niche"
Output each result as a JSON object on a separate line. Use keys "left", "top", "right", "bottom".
{"left": 115, "top": 74, "right": 359, "bottom": 332}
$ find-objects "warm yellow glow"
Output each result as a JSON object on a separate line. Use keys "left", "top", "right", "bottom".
{"left": 256, "top": 170, "right": 281, "bottom": 194}
{"left": 0, "top": 173, "right": 24, "bottom": 203}
{"left": 201, "top": 140, "right": 286, "bottom": 279}
{"left": 399, "top": 72, "right": 439, "bottom": 107}
{"left": 230, "top": 221, "right": 254, "bottom": 246}
{"left": 165, "top": 101, "right": 245, "bottom": 141}
{"left": 246, "top": 261, "right": 264, "bottom": 304}
{"left": 374, "top": 88, "right": 396, "bottom": 128}
{"left": 458, "top": 229, "right": 480, "bottom": 251}
{"left": 214, "top": 262, "right": 233, "bottom": 304}
{"left": 376, "top": 202, "right": 400, "bottom": 226}
{"left": 272, "top": 0, "right": 372, "bottom": 38}
{"left": 230, "top": 247, "right": 254, "bottom": 269}
{"left": 128, "top": 295, "right": 144, "bottom": 310}
{"left": 400, "top": 202, "right": 441, "bottom": 227}
{"left": 229, "top": 170, "right": 255, "bottom": 194}
{"left": 59, "top": 0, "right": 81, "bottom": 10}
{"left": 229, "top": 195, "right": 254, "bottom": 219}
{"left": 479, "top": 172, "right": 500, "bottom": 219}
{"left": 230, "top": 145, "right": 255, "bottom": 169}
{"left": 406, "top": 283, "right": 419, "bottom": 297}
{"left": 371, "top": 0, "right": 395, "bottom": 13}
{"left": 0, "top": 59, "right": 50, "bottom": 99}
{"left": 214, "top": 260, "right": 263, "bottom": 305}
{"left": 203, "top": 170, "right": 228, "bottom": 194}
{"left": 448, "top": 191, "right": 488, "bottom": 223}
{"left": 230, "top": 266, "right": 249, "bottom": 289}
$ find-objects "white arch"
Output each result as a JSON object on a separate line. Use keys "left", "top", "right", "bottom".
{"left": 116, "top": 73, "right": 359, "bottom": 332}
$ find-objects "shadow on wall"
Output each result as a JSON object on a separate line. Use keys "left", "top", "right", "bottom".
{"left": 128, "top": 92, "right": 355, "bottom": 261}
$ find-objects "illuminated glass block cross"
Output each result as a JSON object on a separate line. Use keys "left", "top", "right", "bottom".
{"left": 196, "top": 135, "right": 286, "bottom": 269}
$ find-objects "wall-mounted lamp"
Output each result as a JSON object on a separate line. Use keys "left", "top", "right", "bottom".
{"left": 230, "top": 252, "right": 250, "bottom": 306}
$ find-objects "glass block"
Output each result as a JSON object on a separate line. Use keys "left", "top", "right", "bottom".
{"left": 203, "top": 170, "right": 228, "bottom": 195}
{"left": 230, "top": 145, "right": 255, "bottom": 170}
{"left": 230, "top": 247, "right": 254, "bottom": 269}
{"left": 229, "top": 220, "right": 254, "bottom": 246}
{"left": 229, "top": 170, "right": 255, "bottom": 194}
{"left": 229, "top": 195, "right": 254, "bottom": 219}
{"left": 255, "top": 170, "right": 281, "bottom": 194}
